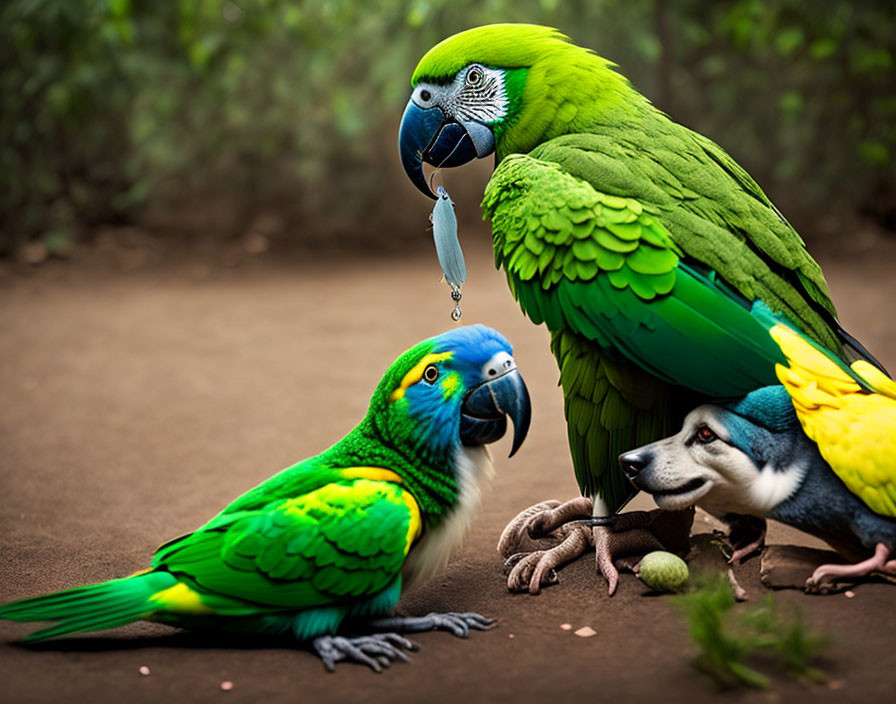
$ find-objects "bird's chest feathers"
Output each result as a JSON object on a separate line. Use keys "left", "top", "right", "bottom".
{"left": 402, "top": 445, "right": 494, "bottom": 591}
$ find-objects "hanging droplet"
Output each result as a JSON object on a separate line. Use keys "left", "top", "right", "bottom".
{"left": 450, "top": 286, "right": 462, "bottom": 321}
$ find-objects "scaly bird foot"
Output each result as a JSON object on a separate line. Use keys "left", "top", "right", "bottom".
{"left": 311, "top": 633, "right": 417, "bottom": 673}
{"left": 724, "top": 514, "right": 767, "bottom": 564}
{"left": 497, "top": 497, "right": 593, "bottom": 556}
{"left": 498, "top": 497, "right": 595, "bottom": 593}
{"left": 805, "top": 542, "right": 896, "bottom": 594}
{"left": 498, "top": 500, "right": 694, "bottom": 595}
{"left": 503, "top": 524, "right": 594, "bottom": 594}
{"left": 364, "top": 612, "right": 496, "bottom": 638}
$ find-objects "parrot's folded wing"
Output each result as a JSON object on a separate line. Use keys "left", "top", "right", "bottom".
{"left": 153, "top": 479, "right": 421, "bottom": 610}
{"left": 484, "top": 154, "right": 793, "bottom": 392}
{"left": 528, "top": 133, "right": 840, "bottom": 350}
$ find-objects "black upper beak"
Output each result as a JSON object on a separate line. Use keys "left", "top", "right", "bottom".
{"left": 398, "top": 99, "right": 495, "bottom": 199}
{"left": 460, "top": 368, "right": 531, "bottom": 457}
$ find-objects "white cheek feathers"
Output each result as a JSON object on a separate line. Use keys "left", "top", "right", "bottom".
{"left": 452, "top": 66, "right": 509, "bottom": 125}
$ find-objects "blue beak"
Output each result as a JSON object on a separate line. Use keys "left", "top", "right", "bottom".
{"left": 398, "top": 99, "right": 495, "bottom": 199}
{"left": 459, "top": 368, "right": 531, "bottom": 457}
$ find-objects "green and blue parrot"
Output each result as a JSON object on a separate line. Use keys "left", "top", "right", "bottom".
{"left": 0, "top": 324, "right": 531, "bottom": 671}
{"left": 398, "top": 24, "right": 883, "bottom": 594}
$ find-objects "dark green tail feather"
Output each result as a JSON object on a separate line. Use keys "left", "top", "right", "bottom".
{"left": 0, "top": 571, "right": 176, "bottom": 642}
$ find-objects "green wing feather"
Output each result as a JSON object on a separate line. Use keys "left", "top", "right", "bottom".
{"left": 483, "top": 146, "right": 844, "bottom": 510}
{"left": 153, "top": 477, "right": 415, "bottom": 610}
{"left": 528, "top": 131, "right": 839, "bottom": 347}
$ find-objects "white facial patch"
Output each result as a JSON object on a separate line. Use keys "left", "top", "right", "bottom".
{"left": 412, "top": 66, "right": 508, "bottom": 125}
{"left": 739, "top": 459, "right": 807, "bottom": 515}
{"left": 481, "top": 351, "right": 516, "bottom": 380}
{"left": 451, "top": 66, "right": 508, "bottom": 125}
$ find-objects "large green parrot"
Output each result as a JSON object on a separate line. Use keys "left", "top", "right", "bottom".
{"left": 0, "top": 325, "right": 531, "bottom": 671}
{"left": 398, "top": 24, "right": 881, "bottom": 594}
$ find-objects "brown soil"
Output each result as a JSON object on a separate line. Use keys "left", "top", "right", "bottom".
{"left": 1, "top": 238, "right": 895, "bottom": 703}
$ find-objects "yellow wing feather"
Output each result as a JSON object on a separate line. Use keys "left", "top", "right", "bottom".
{"left": 770, "top": 325, "right": 896, "bottom": 517}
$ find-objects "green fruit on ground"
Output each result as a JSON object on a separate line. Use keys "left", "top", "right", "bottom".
{"left": 638, "top": 551, "right": 689, "bottom": 592}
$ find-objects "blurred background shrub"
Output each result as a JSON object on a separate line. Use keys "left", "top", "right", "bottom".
{"left": 2, "top": 0, "right": 894, "bottom": 256}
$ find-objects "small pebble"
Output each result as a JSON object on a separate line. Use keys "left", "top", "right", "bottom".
{"left": 574, "top": 626, "right": 596, "bottom": 638}
{"left": 220, "top": 681, "right": 234, "bottom": 691}
{"left": 844, "top": 590, "right": 855, "bottom": 599}
{"left": 560, "top": 623, "right": 572, "bottom": 631}
{"left": 138, "top": 666, "right": 150, "bottom": 676}
{"left": 508, "top": 634, "right": 515, "bottom": 639}
{"left": 828, "top": 679, "right": 847, "bottom": 690}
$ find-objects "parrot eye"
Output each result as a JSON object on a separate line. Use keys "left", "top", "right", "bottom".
{"left": 465, "top": 66, "right": 484, "bottom": 87}
{"left": 423, "top": 364, "right": 439, "bottom": 383}
{"left": 694, "top": 425, "right": 718, "bottom": 444}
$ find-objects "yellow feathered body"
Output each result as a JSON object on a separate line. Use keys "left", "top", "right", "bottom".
{"left": 770, "top": 325, "right": 896, "bottom": 518}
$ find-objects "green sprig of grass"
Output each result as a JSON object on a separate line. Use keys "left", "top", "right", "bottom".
{"left": 673, "top": 575, "right": 829, "bottom": 689}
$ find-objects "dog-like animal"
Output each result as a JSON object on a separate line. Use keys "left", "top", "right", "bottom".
{"left": 620, "top": 385, "right": 896, "bottom": 591}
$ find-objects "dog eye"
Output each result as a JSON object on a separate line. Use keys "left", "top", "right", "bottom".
{"left": 695, "top": 425, "right": 717, "bottom": 444}
{"left": 423, "top": 364, "right": 439, "bottom": 383}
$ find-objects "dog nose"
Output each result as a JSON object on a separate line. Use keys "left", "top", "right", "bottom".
{"left": 619, "top": 451, "right": 649, "bottom": 479}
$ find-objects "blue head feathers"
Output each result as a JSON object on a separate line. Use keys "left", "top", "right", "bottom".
{"left": 722, "top": 385, "right": 801, "bottom": 467}
{"left": 728, "top": 386, "right": 799, "bottom": 432}
{"left": 382, "top": 324, "right": 528, "bottom": 461}
{"left": 431, "top": 324, "right": 513, "bottom": 367}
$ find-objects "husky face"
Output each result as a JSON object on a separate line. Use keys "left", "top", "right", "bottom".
{"left": 619, "top": 404, "right": 807, "bottom": 517}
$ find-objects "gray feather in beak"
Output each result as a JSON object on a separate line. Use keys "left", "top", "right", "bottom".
{"left": 431, "top": 186, "right": 466, "bottom": 290}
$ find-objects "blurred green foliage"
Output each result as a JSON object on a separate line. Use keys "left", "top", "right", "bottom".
{"left": 2, "top": 0, "right": 894, "bottom": 253}
{"left": 674, "top": 575, "right": 829, "bottom": 689}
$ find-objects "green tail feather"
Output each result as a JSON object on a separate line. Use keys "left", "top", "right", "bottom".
{"left": 0, "top": 571, "right": 177, "bottom": 642}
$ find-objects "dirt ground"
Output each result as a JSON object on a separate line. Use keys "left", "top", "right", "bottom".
{"left": 1, "top": 236, "right": 895, "bottom": 704}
